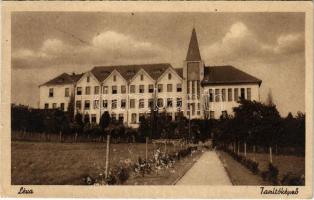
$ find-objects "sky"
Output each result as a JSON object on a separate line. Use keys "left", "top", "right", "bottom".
{"left": 11, "top": 12, "right": 305, "bottom": 116}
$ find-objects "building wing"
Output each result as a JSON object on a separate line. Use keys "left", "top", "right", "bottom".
{"left": 202, "top": 65, "right": 262, "bottom": 86}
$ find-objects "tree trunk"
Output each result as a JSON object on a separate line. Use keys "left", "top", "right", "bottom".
{"left": 253, "top": 145, "right": 256, "bottom": 161}
{"left": 145, "top": 137, "right": 148, "bottom": 161}
{"left": 105, "top": 134, "right": 111, "bottom": 178}
{"left": 269, "top": 146, "right": 273, "bottom": 163}
{"left": 59, "top": 131, "right": 62, "bottom": 142}
{"left": 244, "top": 142, "right": 247, "bottom": 157}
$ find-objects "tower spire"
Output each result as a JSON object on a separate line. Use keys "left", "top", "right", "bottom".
{"left": 186, "top": 28, "right": 201, "bottom": 61}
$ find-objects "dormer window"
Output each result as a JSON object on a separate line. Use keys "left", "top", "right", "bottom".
{"left": 168, "top": 73, "right": 172, "bottom": 80}
{"left": 87, "top": 76, "right": 90, "bottom": 82}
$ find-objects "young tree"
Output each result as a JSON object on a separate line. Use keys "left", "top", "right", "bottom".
{"left": 67, "top": 94, "right": 75, "bottom": 122}
{"left": 99, "top": 111, "right": 111, "bottom": 131}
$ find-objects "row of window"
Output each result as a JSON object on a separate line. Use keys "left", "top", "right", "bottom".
{"left": 48, "top": 88, "right": 70, "bottom": 98}
{"left": 75, "top": 83, "right": 183, "bottom": 96}
{"left": 208, "top": 88, "right": 251, "bottom": 102}
{"left": 76, "top": 98, "right": 183, "bottom": 110}
{"left": 44, "top": 102, "right": 66, "bottom": 110}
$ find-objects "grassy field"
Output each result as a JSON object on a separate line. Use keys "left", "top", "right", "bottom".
{"left": 245, "top": 152, "right": 305, "bottom": 180}
{"left": 11, "top": 141, "right": 201, "bottom": 185}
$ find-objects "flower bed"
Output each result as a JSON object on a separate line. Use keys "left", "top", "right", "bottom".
{"left": 82, "top": 146, "right": 198, "bottom": 185}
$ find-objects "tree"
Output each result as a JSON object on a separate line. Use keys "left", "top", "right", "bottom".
{"left": 99, "top": 111, "right": 111, "bottom": 131}
{"left": 67, "top": 93, "right": 75, "bottom": 122}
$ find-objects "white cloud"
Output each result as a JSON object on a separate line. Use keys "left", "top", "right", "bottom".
{"left": 202, "top": 22, "right": 304, "bottom": 65}
{"left": 12, "top": 30, "right": 168, "bottom": 69}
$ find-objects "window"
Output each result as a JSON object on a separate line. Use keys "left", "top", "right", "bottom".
{"left": 221, "top": 111, "right": 227, "bottom": 118}
{"left": 85, "top": 86, "right": 91, "bottom": 95}
{"left": 191, "top": 103, "right": 195, "bottom": 115}
{"left": 113, "top": 75, "right": 116, "bottom": 82}
{"left": 222, "top": 89, "right": 226, "bottom": 102}
{"left": 148, "top": 84, "right": 154, "bottom": 93}
{"left": 209, "top": 89, "right": 213, "bottom": 102}
{"left": 112, "top": 99, "right": 117, "bottom": 109}
{"left": 121, "top": 85, "right": 126, "bottom": 94}
{"left": 139, "top": 85, "right": 144, "bottom": 93}
{"left": 241, "top": 88, "right": 245, "bottom": 99}
{"left": 197, "top": 103, "right": 200, "bottom": 110}
{"left": 167, "top": 84, "right": 172, "bottom": 92}
{"left": 247, "top": 88, "right": 251, "bottom": 100}
{"left": 84, "top": 100, "right": 90, "bottom": 110}
{"left": 167, "top": 98, "right": 173, "bottom": 107}
{"left": 139, "top": 99, "right": 144, "bottom": 108}
{"left": 157, "top": 98, "right": 163, "bottom": 107}
{"left": 210, "top": 111, "right": 215, "bottom": 119}
{"left": 148, "top": 98, "right": 154, "bottom": 108}
{"left": 192, "top": 81, "right": 196, "bottom": 94}
{"left": 131, "top": 113, "right": 137, "bottom": 124}
{"left": 197, "top": 111, "right": 201, "bottom": 115}
{"left": 112, "top": 86, "right": 117, "bottom": 94}
{"left": 52, "top": 103, "right": 57, "bottom": 109}
{"left": 103, "top": 100, "right": 108, "bottom": 109}
{"left": 87, "top": 76, "right": 90, "bottom": 82}
{"left": 111, "top": 113, "right": 116, "bottom": 121}
{"left": 215, "top": 89, "right": 220, "bottom": 102}
{"left": 94, "top": 86, "right": 100, "bottom": 95}
{"left": 49, "top": 88, "right": 54, "bottom": 97}
{"left": 76, "top": 100, "right": 81, "bottom": 110}
{"left": 121, "top": 99, "right": 126, "bottom": 109}
{"left": 44, "top": 103, "right": 49, "bottom": 109}
{"left": 130, "top": 99, "right": 135, "bottom": 108}
{"left": 168, "top": 73, "right": 172, "bottom": 80}
{"left": 60, "top": 103, "right": 65, "bottom": 111}
{"left": 140, "top": 74, "right": 144, "bottom": 81}
{"left": 103, "top": 86, "right": 108, "bottom": 94}
{"left": 118, "top": 114, "right": 124, "bottom": 122}
{"left": 176, "top": 98, "right": 182, "bottom": 108}
{"left": 228, "top": 88, "right": 232, "bottom": 102}
{"left": 187, "top": 81, "right": 190, "bottom": 94}
{"left": 176, "top": 83, "right": 182, "bottom": 92}
{"left": 197, "top": 81, "right": 200, "bottom": 99}
{"left": 234, "top": 88, "right": 239, "bottom": 101}
{"left": 91, "top": 114, "right": 97, "bottom": 123}
{"left": 130, "top": 85, "right": 135, "bottom": 93}
{"left": 65, "top": 88, "right": 69, "bottom": 97}
{"left": 94, "top": 100, "right": 99, "bottom": 109}
{"left": 157, "top": 84, "right": 163, "bottom": 92}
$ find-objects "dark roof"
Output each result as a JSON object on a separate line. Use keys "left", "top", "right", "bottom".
{"left": 41, "top": 73, "right": 83, "bottom": 86}
{"left": 91, "top": 63, "right": 178, "bottom": 82}
{"left": 174, "top": 68, "right": 183, "bottom": 78}
{"left": 202, "top": 65, "right": 262, "bottom": 86}
{"left": 186, "top": 28, "right": 202, "bottom": 61}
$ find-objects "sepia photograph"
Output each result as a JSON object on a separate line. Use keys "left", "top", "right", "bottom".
{"left": 1, "top": 1, "right": 313, "bottom": 198}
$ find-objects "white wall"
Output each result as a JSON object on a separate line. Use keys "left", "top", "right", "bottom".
{"left": 202, "top": 83, "right": 260, "bottom": 119}
{"left": 39, "top": 84, "right": 74, "bottom": 111}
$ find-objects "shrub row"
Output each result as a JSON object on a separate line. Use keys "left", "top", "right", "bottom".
{"left": 82, "top": 146, "right": 199, "bottom": 185}
{"left": 225, "top": 148, "right": 259, "bottom": 174}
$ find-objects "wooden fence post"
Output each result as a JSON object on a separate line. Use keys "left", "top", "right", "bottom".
{"left": 145, "top": 137, "right": 148, "bottom": 161}
{"left": 105, "top": 134, "right": 111, "bottom": 179}
{"left": 269, "top": 146, "right": 273, "bottom": 163}
{"left": 244, "top": 142, "right": 247, "bottom": 157}
{"left": 59, "top": 131, "right": 62, "bottom": 142}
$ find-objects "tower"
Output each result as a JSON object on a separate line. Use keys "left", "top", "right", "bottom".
{"left": 183, "top": 28, "right": 204, "bottom": 119}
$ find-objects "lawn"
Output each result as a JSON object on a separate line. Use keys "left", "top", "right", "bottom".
{"left": 11, "top": 141, "right": 202, "bottom": 185}
{"left": 245, "top": 152, "right": 305, "bottom": 180}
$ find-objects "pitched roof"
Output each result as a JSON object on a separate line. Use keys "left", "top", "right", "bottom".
{"left": 41, "top": 73, "right": 83, "bottom": 86}
{"left": 186, "top": 28, "right": 202, "bottom": 61}
{"left": 202, "top": 65, "right": 262, "bottom": 86}
{"left": 174, "top": 68, "right": 183, "bottom": 78}
{"left": 91, "top": 63, "right": 176, "bottom": 82}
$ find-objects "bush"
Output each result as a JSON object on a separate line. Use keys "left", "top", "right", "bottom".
{"left": 261, "top": 163, "right": 279, "bottom": 184}
{"left": 281, "top": 172, "right": 305, "bottom": 186}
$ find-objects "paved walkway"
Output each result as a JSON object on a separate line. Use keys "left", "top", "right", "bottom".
{"left": 176, "top": 151, "right": 232, "bottom": 185}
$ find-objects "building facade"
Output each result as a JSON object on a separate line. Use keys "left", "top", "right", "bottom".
{"left": 39, "top": 28, "right": 262, "bottom": 127}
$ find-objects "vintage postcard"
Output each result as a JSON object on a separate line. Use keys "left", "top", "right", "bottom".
{"left": 0, "top": 1, "right": 313, "bottom": 198}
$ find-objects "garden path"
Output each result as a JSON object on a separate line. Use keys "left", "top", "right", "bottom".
{"left": 176, "top": 151, "right": 232, "bottom": 185}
